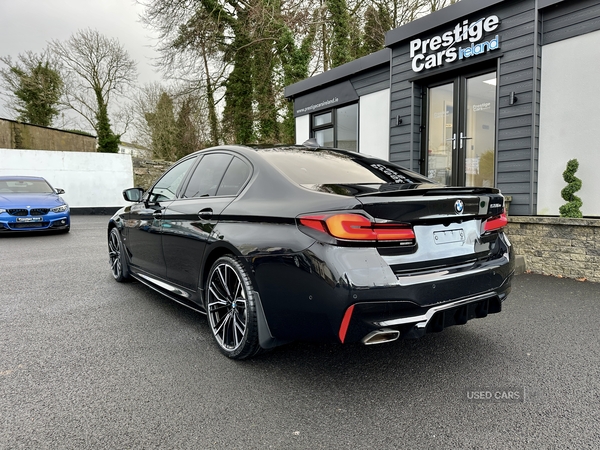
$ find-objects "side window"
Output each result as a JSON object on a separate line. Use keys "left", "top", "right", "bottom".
{"left": 216, "top": 157, "right": 252, "bottom": 196}
{"left": 149, "top": 157, "right": 197, "bottom": 203}
{"left": 183, "top": 153, "right": 232, "bottom": 198}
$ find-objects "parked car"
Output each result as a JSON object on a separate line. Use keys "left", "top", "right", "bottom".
{"left": 108, "top": 142, "right": 514, "bottom": 359}
{"left": 0, "top": 176, "right": 70, "bottom": 233}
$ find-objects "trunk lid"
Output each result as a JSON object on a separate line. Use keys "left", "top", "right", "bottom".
{"left": 356, "top": 186, "right": 505, "bottom": 223}
{"left": 350, "top": 184, "right": 507, "bottom": 271}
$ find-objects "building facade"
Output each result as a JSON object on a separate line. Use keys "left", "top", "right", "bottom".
{"left": 285, "top": 0, "right": 600, "bottom": 217}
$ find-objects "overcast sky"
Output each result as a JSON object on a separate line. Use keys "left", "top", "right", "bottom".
{"left": 0, "top": 0, "right": 162, "bottom": 120}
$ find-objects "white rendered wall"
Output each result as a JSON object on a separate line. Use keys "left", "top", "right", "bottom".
{"left": 538, "top": 30, "right": 600, "bottom": 217}
{"left": 295, "top": 115, "right": 310, "bottom": 144}
{"left": 359, "top": 89, "right": 390, "bottom": 160}
{"left": 0, "top": 149, "right": 133, "bottom": 208}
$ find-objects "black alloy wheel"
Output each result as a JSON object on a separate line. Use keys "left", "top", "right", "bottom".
{"left": 206, "top": 256, "right": 261, "bottom": 359}
{"left": 108, "top": 227, "right": 129, "bottom": 282}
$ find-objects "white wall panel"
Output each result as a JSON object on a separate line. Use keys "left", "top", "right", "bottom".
{"left": 0, "top": 149, "right": 133, "bottom": 208}
{"left": 295, "top": 115, "right": 310, "bottom": 144}
{"left": 538, "top": 30, "right": 600, "bottom": 217}
{"left": 359, "top": 89, "right": 390, "bottom": 161}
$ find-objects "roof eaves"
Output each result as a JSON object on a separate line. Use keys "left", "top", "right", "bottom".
{"left": 284, "top": 49, "right": 389, "bottom": 99}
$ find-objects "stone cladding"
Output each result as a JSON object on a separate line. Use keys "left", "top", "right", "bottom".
{"left": 506, "top": 216, "right": 600, "bottom": 282}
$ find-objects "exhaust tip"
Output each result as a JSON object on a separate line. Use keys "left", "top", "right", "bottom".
{"left": 362, "top": 328, "right": 401, "bottom": 345}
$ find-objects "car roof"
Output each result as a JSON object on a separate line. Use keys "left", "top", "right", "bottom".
{"left": 190, "top": 143, "right": 367, "bottom": 161}
{"left": 0, "top": 176, "right": 48, "bottom": 181}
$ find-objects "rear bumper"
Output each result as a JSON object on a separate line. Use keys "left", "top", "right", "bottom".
{"left": 340, "top": 277, "right": 511, "bottom": 344}
{"left": 249, "top": 232, "right": 514, "bottom": 345}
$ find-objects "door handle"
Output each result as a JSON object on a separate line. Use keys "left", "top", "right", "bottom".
{"left": 459, "top": 132, "right": 472, "bottom": 149}
{"left": 446, "top": 133, "right": 456, "bottom": 150}
{"left": 198, "top": 208, "right": 213, "bottom": 219}
{"left": 152, "top": 209, "right": 163, "bottom": 219}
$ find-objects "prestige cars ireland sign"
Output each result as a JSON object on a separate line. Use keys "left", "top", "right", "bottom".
{"left": 410, "top": 15, "right": 501, "bottom": 73}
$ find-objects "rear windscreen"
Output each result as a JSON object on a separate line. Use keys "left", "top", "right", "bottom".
{"left": 258, "top": 148, "right": 432, "bottom": 185}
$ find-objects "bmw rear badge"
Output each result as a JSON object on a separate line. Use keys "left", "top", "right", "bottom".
{"left": 454, "top": 200, "right": 464, "bottom": 215}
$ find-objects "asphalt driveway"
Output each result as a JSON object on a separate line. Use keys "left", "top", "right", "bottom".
{"left": 1, "top": 216, "right": 599, "bottom": 449}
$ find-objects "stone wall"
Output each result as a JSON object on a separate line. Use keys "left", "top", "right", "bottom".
{"left": 0, "top": 118, "right": 96, "bottom": 152}
{"left": 132, "top": 158, "right": 173, "bottom": 190}
{"left": 506, "top": 217, "right": 600, "bottom": 282}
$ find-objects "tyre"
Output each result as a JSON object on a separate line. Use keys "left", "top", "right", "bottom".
{"left": 206, "top": 256, "right": 261, "bottom": 360}
{"left": 108, "top": 227, "right": 130, "bottom": 282}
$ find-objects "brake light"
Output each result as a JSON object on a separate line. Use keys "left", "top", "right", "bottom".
{"left": 299, "top": 213, "right": 415, "bottom": 242}
{"left": 484, "top": 212, "right": 508, "bottom": 232}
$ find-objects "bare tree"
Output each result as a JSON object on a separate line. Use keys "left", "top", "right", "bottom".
{"left": 140, "top": 0, "right": 226, "bottom": 146}
{"left": 423, "top": 0, "right": 459, "bottom": 13}
{"left": 50, "top": 28, "right": 137, "bottom": 152}
{"left": 131, "top": 82, "right": 211, "bottom": 159}
{"left": 131, "top": 82, "right": 166, "bottom": 150}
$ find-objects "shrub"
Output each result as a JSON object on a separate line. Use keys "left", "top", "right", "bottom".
{"left": 559, "top": 159, "right": 583, "bottom": 218}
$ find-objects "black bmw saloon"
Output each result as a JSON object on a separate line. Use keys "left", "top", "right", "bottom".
{"left": 108, "top": 142, "right": 514, "bottom": 359}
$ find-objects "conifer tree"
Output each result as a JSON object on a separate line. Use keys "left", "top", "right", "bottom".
{"left": 0, "top": 52, "right": 62, "bottom": 127}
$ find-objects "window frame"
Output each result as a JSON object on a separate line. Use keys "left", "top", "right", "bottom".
{"left": 181, "top": 152, "right": 233, "bottom": 199}
{"left": 310, "top": 103, "right": 359, "bottom": 151}
{"left": 179, "top": 151, "right": 254, "bottom": 200}
{"left": 146, "top": 155, "right": 198, "bottom": 204}
{"left": 215, "top": 156, "right": 253, "bottom": 197}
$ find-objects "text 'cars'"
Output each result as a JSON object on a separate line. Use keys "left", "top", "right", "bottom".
{"left": 108, "top": 142, "right": 514, "bottom": 359}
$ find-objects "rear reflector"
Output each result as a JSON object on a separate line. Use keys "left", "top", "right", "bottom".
{"left": 299, "top": 213, "right": 415, "bottom": 242}
{"left": 484, "top": 212, "right": 508, "bottom": 232}
{"left": 339, "top": 305, "right": 355, "bottom": 343}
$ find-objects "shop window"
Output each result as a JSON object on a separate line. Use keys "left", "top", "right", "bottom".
{"left": 312, "top": 104, "right": 358, "bottom": 151}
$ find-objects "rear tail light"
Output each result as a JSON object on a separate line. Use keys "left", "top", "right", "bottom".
{"left": 483, "top": 212, "right": 508, "bottom": 232}
{"left": 299, "top": 213, "right": 415, "bottom": 243}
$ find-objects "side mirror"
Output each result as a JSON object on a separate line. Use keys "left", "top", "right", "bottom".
{"left": 123, "top": 187, "right": 145, "bottom": 202}
{"left": 56, "top": 188, "right": 65, "bottom": 194}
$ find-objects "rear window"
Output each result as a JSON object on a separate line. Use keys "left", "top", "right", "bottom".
{"left": 257, "top": 148, "right": 431, "bottom": 185}
{"left": 0, "top": 179, "right": 54, "bottom": 193}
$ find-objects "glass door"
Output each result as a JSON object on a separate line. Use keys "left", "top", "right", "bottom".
{"left": 425, "top": 71, "right": 497, "bottom": 187}
{"left": 426, "top": 83, "right": 454, "bottom": 185}
{"left": 464, "top": 73, "right": 497, "bottom": 187}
